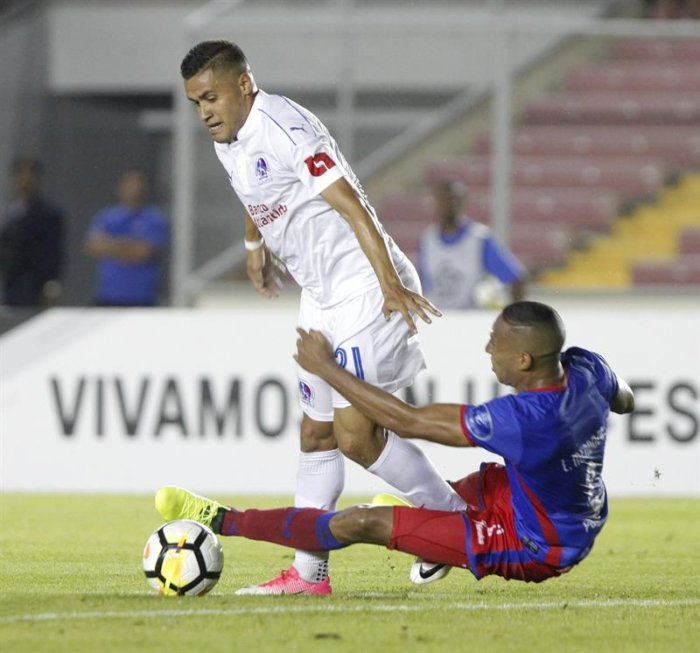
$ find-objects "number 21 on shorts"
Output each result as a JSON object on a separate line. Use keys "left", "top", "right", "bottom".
{"left": 335, "top": 346, "right": 364, "bottom": 380}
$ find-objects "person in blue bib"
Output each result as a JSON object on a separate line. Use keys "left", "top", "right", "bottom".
{"left": 156, "top": 301, "right": 635, "bottom": 585}
{"left": 85, "top": 170, "right": 169, "bottom": 307}
{"left": 418, "top": 180, "right": 526, "bottom": 310}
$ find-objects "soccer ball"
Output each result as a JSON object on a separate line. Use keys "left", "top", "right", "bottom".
{"left": 143, "top": 519, "right": 224, "bottom": 596}
{"left": 473, "top": 274, "right": 508, "bottom": 309}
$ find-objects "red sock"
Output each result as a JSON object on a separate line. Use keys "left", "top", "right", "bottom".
{"left": 221, "top": 508, "right": 345, "bottom": 551}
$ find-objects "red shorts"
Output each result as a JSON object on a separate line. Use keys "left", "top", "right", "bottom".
{"left": 387, "top": 463, "right": 570, "bottom": 583}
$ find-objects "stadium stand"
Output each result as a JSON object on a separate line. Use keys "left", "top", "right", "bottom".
{"left": 379, "top": 37, "right": 700, "bottom": 287}
{"left": 541, "top": 173, "right": 700, "bottom": 287}
{"left": 680, "top": 227, "right": 700, "bottom": 255}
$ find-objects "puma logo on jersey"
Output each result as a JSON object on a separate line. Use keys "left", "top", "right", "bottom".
{"left": 304, "top": 153, "right": 336, "bottom": 177}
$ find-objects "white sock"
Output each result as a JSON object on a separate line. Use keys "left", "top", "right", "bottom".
{"left": 367, "top": 430, "right": 467, "bottom": 511}
{"left": 293, "top": 448, "right": 345, "bottom": 582}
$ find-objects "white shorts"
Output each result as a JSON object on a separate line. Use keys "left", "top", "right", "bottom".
{"left": 296, "top": 263, "right": 426, "bottom": 421}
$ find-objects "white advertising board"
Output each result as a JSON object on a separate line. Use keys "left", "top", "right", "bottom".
{"left": 1, "top": 307, "right": 698, "bottom": 496}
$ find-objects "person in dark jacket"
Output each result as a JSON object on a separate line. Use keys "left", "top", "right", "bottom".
{"left": 0, "top": 157, "right": 64, "bottom": 307}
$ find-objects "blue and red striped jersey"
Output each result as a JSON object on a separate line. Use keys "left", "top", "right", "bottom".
{"left": 461, "top": 347, "right": 619, "bottom": 567}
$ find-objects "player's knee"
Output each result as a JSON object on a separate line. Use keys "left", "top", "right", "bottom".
{"left": 335, "top": 434, "right": 369, "bottom": 466}
{"left": 333, "top": 407, "right": 383, "bottom": 467}
{"left": 331, "top": 506, "right": 391, "bottom": 545}
{"left": 335, "top": 425, "right": 384, "bottom": 467}
{"left": 300, "top": 416, "right": 334, "bottom": 452}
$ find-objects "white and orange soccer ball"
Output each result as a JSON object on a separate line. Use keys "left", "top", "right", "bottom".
{"left": 143, "top": 519, "right": 224, "bottom": 596}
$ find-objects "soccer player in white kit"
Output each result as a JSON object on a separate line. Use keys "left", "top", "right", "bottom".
{"left": 179, "top": 40, "right": 467, "bottom": 595}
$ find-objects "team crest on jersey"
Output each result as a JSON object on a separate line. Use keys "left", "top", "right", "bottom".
{"left": 466, "top": 404, "right": 493, "bottom": 441}
{"left": 255, "top": 157, "right": 271, "bottom": 184}
{"left": 298, "top": 380, "right": 314, "bottom": 406}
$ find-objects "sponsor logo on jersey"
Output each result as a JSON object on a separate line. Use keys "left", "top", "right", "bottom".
{"left": 255, "top": 157, "right": 271, "bottom": 184}
{"left": 298, "top": 380, "right": 314, "bottom": 406}
{"left": 466, "top": 404, "right": 493, "bottom": 441}
{"left": 304, "top": 152, "right": 336, "bottom": 177}
{"left": 249, "top": 203, "right": 288, "bottom": 229}
{"left": 473, "top": 518, "right": 505, "bottom": 546}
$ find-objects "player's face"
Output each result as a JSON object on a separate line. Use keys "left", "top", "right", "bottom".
{"left": 118, "top": 171, "right": 149, "bottom": 209}
{"left": 485, "top": 315, "right": 521, "bottom": 386}
{"left": 184, "top": 67, "right": 254, "bottom": 143}
{"left": 434, "top": 187, "right": 462, "bottom": 225}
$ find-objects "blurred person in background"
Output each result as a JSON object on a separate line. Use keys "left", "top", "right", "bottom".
{"left": 643, "top": 0, "right": 700, "bottom": 18}
{"left": 417, "top": 180, "right": 526, "bottom": 310}
{"left": 84, "top": 169, "right": 169, "bottom": 307}
{"left": 0, "top": 156, "right": 64, "bottom": 308}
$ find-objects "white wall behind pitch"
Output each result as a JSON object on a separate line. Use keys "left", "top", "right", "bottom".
{"left": 1, "top": 306, "right": 698, "bottom": 496}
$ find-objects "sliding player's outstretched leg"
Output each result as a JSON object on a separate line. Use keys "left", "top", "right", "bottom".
{"left": 155, "top": 486, "right": 224, "bottom": 531}
{"left": 371, "top": 492, "right": 452, "bottom": 585}
{"left": 153, "top": 487, "right": 485, "bottom": 591}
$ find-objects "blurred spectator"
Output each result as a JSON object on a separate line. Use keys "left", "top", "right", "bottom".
{"left": 84, "top": 170, "right": 169, "bottom": 307}
{"left": 417, "top": 180, "right": 526, "bottom": 310}
{"left": 643, "top": 0, "right": 700, "bottom": 18}
{"left": 0, "top": 156, "right": 65, "bottom": 308}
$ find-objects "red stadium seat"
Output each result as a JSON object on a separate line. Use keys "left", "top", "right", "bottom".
{"left": 467, "top": 187, "right": 617, "bottom": 230}
{"left": 567, "top": 64, "right": 700, "bottom": 93}
{"left": 383, "top": 222, "right": 571, "bottom": 271}
{"left": 379, "top": 193, "right": 575, "bottom": 269}
{"left": 523, "top": 92, "right": 700, "bottom": 126}
{"left": 632, "top": 256, "right": 700, "bottom": 285}
{"left": 679, "top": 228, "right": 700, "bottom": 255}
{"left": 424, "top": 155, "right": 665, "bottom": 199}
{"left": 509, "top": 235, "right": 571, "bottom": 269}
{"left": 472, "top": 127, "right": 700, "bottom": 168}
{"left": 381, "top": 188, "right": 618, "bottom": 232}
{"left": 382, "top": 219, "right": 431, "bottom": 254}
{"left": 610, "top": 39, "right": 700, "bottom": 62}
{"left": 380, "top": 193, "right": 435, "bottom": 224}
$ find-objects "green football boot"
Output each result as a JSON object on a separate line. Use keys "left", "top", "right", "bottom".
{"left": 155, "top": 486, "right": 223, "bottom": 531}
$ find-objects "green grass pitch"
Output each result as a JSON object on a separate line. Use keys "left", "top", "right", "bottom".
{"left": 1, "top": 494, "right": 698, "bottom": 653}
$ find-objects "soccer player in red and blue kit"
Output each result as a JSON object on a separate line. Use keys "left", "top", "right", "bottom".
{"left": 156, "top": 301, "right": 635, "bottom": 587}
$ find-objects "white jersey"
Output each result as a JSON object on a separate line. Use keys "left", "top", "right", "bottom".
{"left": 214, "top": 90, "right": 410, "bottom": 307}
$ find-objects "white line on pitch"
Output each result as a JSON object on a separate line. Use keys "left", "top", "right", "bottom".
{"left": 2, "top": 598, "right": 699, "bottom": 624}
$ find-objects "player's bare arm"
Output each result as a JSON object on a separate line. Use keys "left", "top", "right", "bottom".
{"left": 244, "top": 212, "right": 284, "bottom": 298}
{"left": 320, "top": 178, "right": 441, "bottom": 333}
{"left": 295, "top": 327, "right": 469, "bottom": 447}
{"left": 611, "top": 375, "right": 635, "bottom": 414}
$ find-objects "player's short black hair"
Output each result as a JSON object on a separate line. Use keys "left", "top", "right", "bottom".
{"left": 435, "top": 179, "right": 466, "bottom": 201}
{"left": 180, "top": 40, "right": 249, "bottom": 79}
{"left": 503, "top": 301, "right": 566, "bottom": 351}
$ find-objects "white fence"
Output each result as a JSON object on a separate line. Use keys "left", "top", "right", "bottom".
{"left": 1, "top": 306, "right": 698, "bottom": 496}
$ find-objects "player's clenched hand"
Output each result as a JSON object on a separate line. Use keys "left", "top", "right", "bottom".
{"left": 294, "top": 328, "right": 335, "bottom": 375}
{"left": 246, "top": 246, "right": 284, "bottom": 298}
{"left": 381, "top": 285, "right": 442, "bottom": 333}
